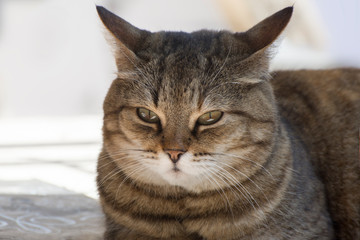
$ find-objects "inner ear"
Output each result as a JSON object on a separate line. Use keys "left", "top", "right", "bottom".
{"left": 229, "top": 7, "right": 293, "bottom": 79}
{"left": 96, "top": 6, "right": 150, "bottom": 54}
{"left": 237, "top": 6, "right": 293, "bottom": 54}
{"left": 96, "top": 6, "right": 151, "bottom": 71}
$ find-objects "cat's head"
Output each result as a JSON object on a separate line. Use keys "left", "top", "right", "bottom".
{"left": 97, "top": 6, "right": 293, "bottom": 193}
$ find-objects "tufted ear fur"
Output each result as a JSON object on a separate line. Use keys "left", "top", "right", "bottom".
{"left": 96, "top": 6, "right": 150, "bottom": 72}
{"left": 241, "top": 6, "right": 293, "bottom": 54}
{"left": 234, "top": 7, "right": 293, "bottom": 80}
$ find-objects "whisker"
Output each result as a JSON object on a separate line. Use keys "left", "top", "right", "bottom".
{"left": 215, "top": 161, "right": 266, "bottom": 195}
{"left": 201, "top": 170, "right": 234, "bottom": 218}
{"left": 97, "top": 155, "right": 132, "bottom": 170}
{"left": 101, "top": 161, "right": 144, "bottom": 191}
{"left": 98, "top": 161, "right": 142, "bottom": 188}
{"left": 211, "top": 152, "right": 274, "bottom": 179}
{"left": 198, "top": 163, "right": 235, "bottom": 221}
{"left": 207, "top": 163, "right": 258, "bottom": 212}
{"left": 98, "top": 168, "right": 122, "bottom": 189}
{"left": 207, "top": 156, "right": 273, "bottom": 209}
{"left": 98, "top": 152, "right": 127, "bottom": 162}
{"left": 206, "top": 165, "right": 244, "bottom": 202}
{"left": 97, "top": 148, "right": 155, "bottom": 167}
{"left": 113, "top": 164, "right": 145, "bottom": 208}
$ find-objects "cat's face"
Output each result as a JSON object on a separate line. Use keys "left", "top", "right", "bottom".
{"left": 98, "top": 7, "right": 292, "bottom": 193}
{"left": 102, "top": 33, "right": 277, "bottom": 192}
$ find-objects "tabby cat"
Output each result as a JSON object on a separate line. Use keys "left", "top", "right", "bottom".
{"left": 96, "top": 6, "right": 360, "bottom": 240}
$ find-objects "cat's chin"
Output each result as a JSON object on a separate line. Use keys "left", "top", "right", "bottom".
{"left": 136, "top": 166, "right": 208, "bottom": 193}
{"left": 163, "top": 169, "right": 199, "bottom": 189}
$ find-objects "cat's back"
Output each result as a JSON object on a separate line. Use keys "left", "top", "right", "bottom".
{"left": 271, "top": 68, "right": 360, "bottom": 239}
{"left": 271, "top": 68, "right": 360, "bottom": 134}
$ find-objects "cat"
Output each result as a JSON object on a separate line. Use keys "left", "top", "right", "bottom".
{"left": 96, "top": 5, "right": 360, "bottom": 240}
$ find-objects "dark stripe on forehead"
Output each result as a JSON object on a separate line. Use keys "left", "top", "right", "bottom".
{"left": 152, "top": 89, "right": 159, "bottom": 107}
{"left": 197, "top": 89, "right": 205, "bottom": 110}
{"left": 150, "top": 58, "right": 165, "bottom": 107}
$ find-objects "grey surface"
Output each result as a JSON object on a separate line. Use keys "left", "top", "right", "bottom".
{"left": 0, "top": 182, "right": 104, "bottom": 240}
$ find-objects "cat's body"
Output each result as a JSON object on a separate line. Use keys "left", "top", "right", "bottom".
{"left": 96, "top": 6, "right": 360, "bottom": 240}
{"left": 272, "top": 69, "right": 360, "bottom": 240}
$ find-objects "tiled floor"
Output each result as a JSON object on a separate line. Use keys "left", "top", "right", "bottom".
{"left": 0, "top": 116, "right": 105, "bottom": 238}
{"left": 0, "top": 183, "right": 104, "bottom": 240}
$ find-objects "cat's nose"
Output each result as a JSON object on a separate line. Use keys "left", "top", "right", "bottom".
{"left": 164, "top": 149, "right": 185, "bottom": 164}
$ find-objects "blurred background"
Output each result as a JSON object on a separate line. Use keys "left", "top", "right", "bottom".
{"left": 0, "top": 0, "right": 359, "bottom": 198}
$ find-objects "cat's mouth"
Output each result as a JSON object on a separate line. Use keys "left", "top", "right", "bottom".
{"left": 165, "top": 165, "right": 185, "bottom": 179}
{"left": 172, "top": 165, "right": 181, "bottom": 172}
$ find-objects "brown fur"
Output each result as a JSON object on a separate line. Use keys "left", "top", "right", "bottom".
{"left": 272, "top": 69, "right": 360, "bottom": 239}
{"left": 96, "top": 6, "right": 360, "bottom": 240}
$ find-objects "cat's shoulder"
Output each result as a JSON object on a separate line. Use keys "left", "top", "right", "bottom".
{"left": 270, "top": 68, "right": 360, "bottom": 92}
{"left": 270, "top": 68, "right": 360, "bottom": 239}
{"left": 270, "top": 68, "right": 360, "bottom": 115}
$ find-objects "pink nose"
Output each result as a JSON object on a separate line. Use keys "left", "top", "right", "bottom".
{"left": 164, "top": 149, "right": 185, "bottom": 164}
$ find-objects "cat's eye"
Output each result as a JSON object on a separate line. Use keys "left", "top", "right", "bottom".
{"left": 197, "top": 111, "right": 223, "bottom": 125}
{"left": 136, "top": 108, "right": 160, "bottom": 124}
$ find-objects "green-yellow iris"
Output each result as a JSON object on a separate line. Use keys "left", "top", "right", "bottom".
{"left": 136, "top": 108, "right": 160, "bottom": 124}
{"left": 197, "top": 111, "right": 223, "bottom": 125}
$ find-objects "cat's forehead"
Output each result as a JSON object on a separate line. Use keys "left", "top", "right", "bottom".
{"left": 122, "top": 31, "right": 263, "bottom": 113}
{"left": 141, "top": 30, "right": 251, "bottom": 63}
{"left": 138, "top": 60, "right": 241, "bottom": 114}
{"left": 140, "top": 30, "right": 256, "bottom": 85}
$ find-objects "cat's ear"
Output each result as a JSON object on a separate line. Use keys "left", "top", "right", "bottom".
{"left": 241, "top": 6, "right": 293, "bottom": 54}
{"left": 96, "top": 6, "right": 150, "bottom": 71}
{"left": 233, "top": 7, "right": 293, "bottom": 80}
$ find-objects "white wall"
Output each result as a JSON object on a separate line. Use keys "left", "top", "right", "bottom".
{"left": 0, "top": 0, "right": 115, "bottom": 117}
{"left": 0, "top": 0, "right": 359, "bottom": 118}
{"left": 314, "top": 0, "right": 360, "bottom": 67}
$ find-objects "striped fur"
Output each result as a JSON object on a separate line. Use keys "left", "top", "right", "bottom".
{"left": 96, "top": 6, "right": 359, "bottom": 240}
